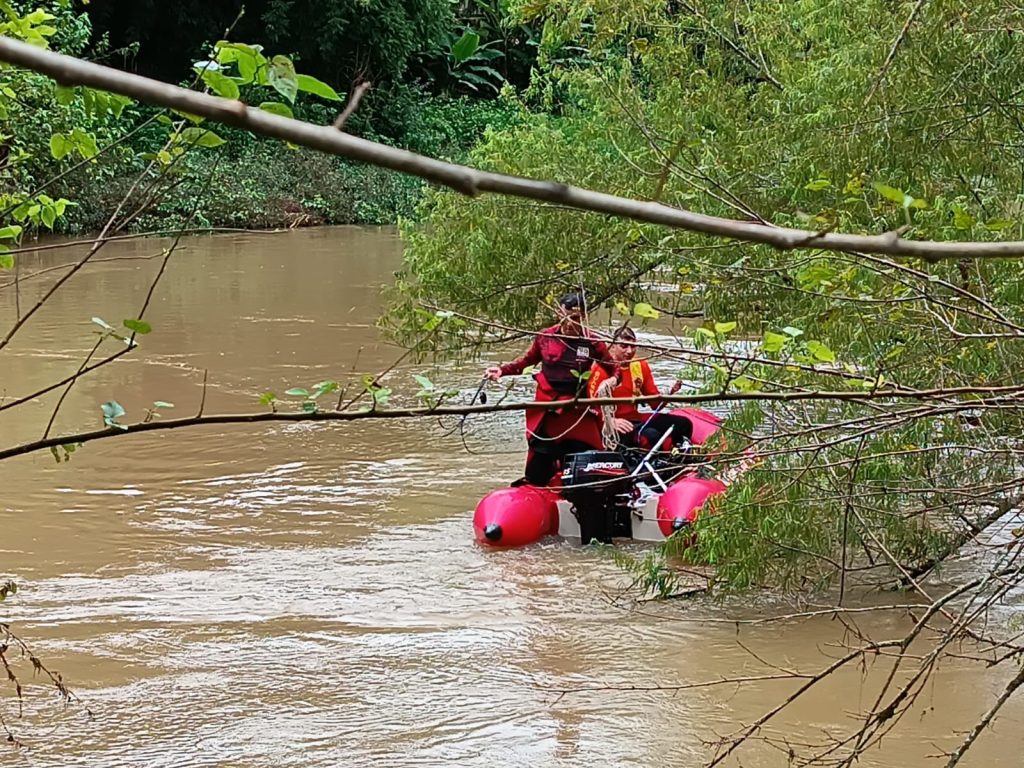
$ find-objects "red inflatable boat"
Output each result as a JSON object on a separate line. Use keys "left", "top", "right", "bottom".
{"left": 473, "top": 408, "right": 735, "bottom": 548}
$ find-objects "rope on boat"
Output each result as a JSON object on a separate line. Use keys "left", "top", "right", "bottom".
{"left": 597, "top": 376, "right": 620, "bottom": 450}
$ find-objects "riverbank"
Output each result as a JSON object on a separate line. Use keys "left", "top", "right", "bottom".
{"left": 42, "top": 95, "right": 524, "bottom": 234}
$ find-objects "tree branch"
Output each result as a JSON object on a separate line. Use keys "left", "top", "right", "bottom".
{"left": 944, "top": 657, "right": 1024, "bottom": 767}
{"left": 3, "top": 382, "right": 1024, "bottom": 463}
{"left": 333, "top": 81, "right": 371, "bottom": 130}
{"left": 864, "top": 0, "right": 930, "bottom": 106}
{"left": 2, "top": 36, "right": 1024, "bottom": 260}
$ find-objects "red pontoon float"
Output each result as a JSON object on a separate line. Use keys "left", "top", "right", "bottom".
{"left": 473, "top": 408, "right": 735, "bottom": 548}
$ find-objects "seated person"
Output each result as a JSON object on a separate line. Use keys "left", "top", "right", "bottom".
{"left": 587, "top": 326, "right": 692, "bottom": 450}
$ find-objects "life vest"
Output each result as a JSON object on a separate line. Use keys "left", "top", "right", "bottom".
{"left": 539, "top": 334, "right": 598, "bottom": 395}
{"left": 627, "top": 360, "right": 644, "bottom": 395}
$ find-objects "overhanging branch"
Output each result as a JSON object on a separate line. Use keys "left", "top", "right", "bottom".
{"left": 3, "top": 382, "right": 1024, "bottom": 462}
{"left": 2, "top": 36, "right": 1024, "bottom": 261}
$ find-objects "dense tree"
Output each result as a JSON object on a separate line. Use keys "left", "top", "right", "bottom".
{"left": 391, "top": 0, "right": 1024, "bottom": 589}
{"left": 87, "top": 0, "right": 450, "bottom": 87}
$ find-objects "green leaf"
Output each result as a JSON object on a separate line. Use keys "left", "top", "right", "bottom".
{"left": 782, "top": 326, "right": 804, "bottom": 338}
{"left": 694, "top": 327, "right": 716, "bottom": 339}
{"left": 202, "top": 70, "right": 240, "bottom": 100}
{"left": 296, "top": 74, "right": 342, "bottom": 101}
{"left": 40, "top": 206, "right": 55, "bottom": 229}
{"left": 985, "top": 218, "right": 1015, "bottom": 231}
{"left": 633, "top": 302, "right": 660, "bottom": 319}
{"left": 804, "top": 178, "right": 830, "bottom": 191}
{"left": 101, "top": 401, "right": 125, "bottom": 419}
{"left": 0, "top": 224, "right": 22, "bottom": 240}
{"left": 714, "top": 321, "right": 737, "bottom": 335}
{"left": 872, "top": 182, "right": 907, "bottom": 205}
{"left": 108, "top": 93, "right": 131, "bottom": 118}
{"left": 71, "top": 128, "right": 99, "bottom": 159}
{"left": 614, "top": 300, "right": 630, "bottom": 316}
{"left": 258, "top": 392, "right": 277, "bottom": 406}
{"left": 101, "top": 400, "right": 127, "bottom": 429}
{"left": 312, "top": 380, "right": 339, "bottom": 399}
{"left": 215, "top": 42, "right": 264, "bottom": 83}
{"left": 413, "top": 374, "right": 434, "bottom": 390}
{"left": 54, "top": 83, "right": 75, "bottom": 104}
{"left": 92, "top": 316, "right": 114, "bottom": 331}
{"left": 123, "top": 318, "right": 152, "bottom": 335}
{"left": 452, "top": 31, "right": 481, "bottom": 63}
{"left": 301, "top": 401, "right": 318, "bottom": 413}
{"left": 268, "top": 55, "right": 298, "bottom": 102}
{"left": 805, "top": 340, "right": 836, "bottom": 363}
{"left": 259, "top": 101, "right": 294, "bottom": 118}
{"left": 285, "top": 387, "right": 309, "bottom": 397}
{"left": 731, "top": 376, "right": 759, "bottom": 392}
{"left": 153, "top": 401, "right": 174, "bottom": 409}
{"left": 762, "top": 331, "right": 788, "bottom": 353}
{"left": 49, "top": 132, "right": 72, "bottom": 160}
{"left": 179, "top": 127, "right": 226, "bottom": 148}
{"left": 171, "top": 109, "right": 205, "bottom": 124}
{"left": 953, "top": 207, "right": 975, "bottom": 230}
{"left": 0, "top": 253, "right": 13, "bottom": 270}
{"left": 907, "top": 197, "right": 929, "bottom": 210}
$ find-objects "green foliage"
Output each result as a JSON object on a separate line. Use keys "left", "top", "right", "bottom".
{"left": 0, "top": 2, "right": 131, "bottom": 257}
{"left": 393, "top": 0, "right": 1024, "bottom": 592}
{"left": 100, "top": 400, "right": 127, "bottom": 430}
{"left": 48, "top": 442, "right": 81, "bottom": 463}
{"left": 86, "top": 0, "right": 454, "bottom": 88}
{"left": 280, "top": 380, "right": 340, "bottom": 413}
{"left": 0, "top": 580, "right": 17, "bottom": 602}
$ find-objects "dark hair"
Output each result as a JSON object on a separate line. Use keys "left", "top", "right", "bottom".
{"left": 612, "top": 326, "right": 636, "bottom": 343}
{"left": 557, "top": 292, "right": 587, "bottom": 312}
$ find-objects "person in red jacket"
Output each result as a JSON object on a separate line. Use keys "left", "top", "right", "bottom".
{"left": 587, "top": 326, "right": 691, "bottom": 449}
{"left": 484, "top": 293, "right": 610, "bottom": 486}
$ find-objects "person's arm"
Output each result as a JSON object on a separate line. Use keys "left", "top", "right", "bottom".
{"left": 498, "top": 334, "right": 543, "bottom": 376}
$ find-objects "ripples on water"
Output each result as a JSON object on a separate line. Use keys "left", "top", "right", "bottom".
{"left": 2, "top": 229, "right": 1020, "bottom": 768}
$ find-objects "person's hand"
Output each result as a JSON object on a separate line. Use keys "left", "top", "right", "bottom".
{"left": 484, "top": 366, "right": 502, "bottom": 381}
{"left": 669, "top": 379, "right": 683, "bottom": 395}
{"left": 613, "top": 418, "right": 634, "bottom": 435}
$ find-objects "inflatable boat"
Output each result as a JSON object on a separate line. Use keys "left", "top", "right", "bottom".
{"left": 473, "top": 408, "right": 733, "bottom": 548}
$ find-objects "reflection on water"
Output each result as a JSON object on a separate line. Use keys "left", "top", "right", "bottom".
{"left": 1, "top": 227, "right": 1020, "bottom": 767}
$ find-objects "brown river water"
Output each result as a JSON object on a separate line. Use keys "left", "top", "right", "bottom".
{"left": 0, "top": 227, "right": 1020, "bottom": 767}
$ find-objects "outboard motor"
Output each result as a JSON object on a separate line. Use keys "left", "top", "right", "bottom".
{"left": 560, "top": 450, "right": 636, "bottom": 545}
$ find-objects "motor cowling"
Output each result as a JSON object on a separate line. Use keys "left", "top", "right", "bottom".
{"left": 560, "top": 451, "right": 634, "bottom": 544}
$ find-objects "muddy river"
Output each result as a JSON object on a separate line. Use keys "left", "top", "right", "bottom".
{"left": 0, "top": 227, "right": 1019, "bottom": 767}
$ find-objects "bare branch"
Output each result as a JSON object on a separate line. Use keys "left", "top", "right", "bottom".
{"left": 864, "top": 0, "right": 930, "bottom": 106}
{"left": 2, "top": 36, "right": 1024, "bottom": 260}
{"left": 944, "top": 662, "right": 1024, "bottom": 767}
{"left": 333, "top": 81, "right": 371, "bottom": 130}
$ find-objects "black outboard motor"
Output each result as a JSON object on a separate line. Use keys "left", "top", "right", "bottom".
{"left": 560, "top": 450, "right": 636, "bottom": 545}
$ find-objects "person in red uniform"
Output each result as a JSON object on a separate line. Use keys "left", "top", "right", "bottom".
{"left": 484, "top": 293, "right": 610, "bottom": 486}
{"left": 587, "top": 326, "right": 691, "bottom": 449}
